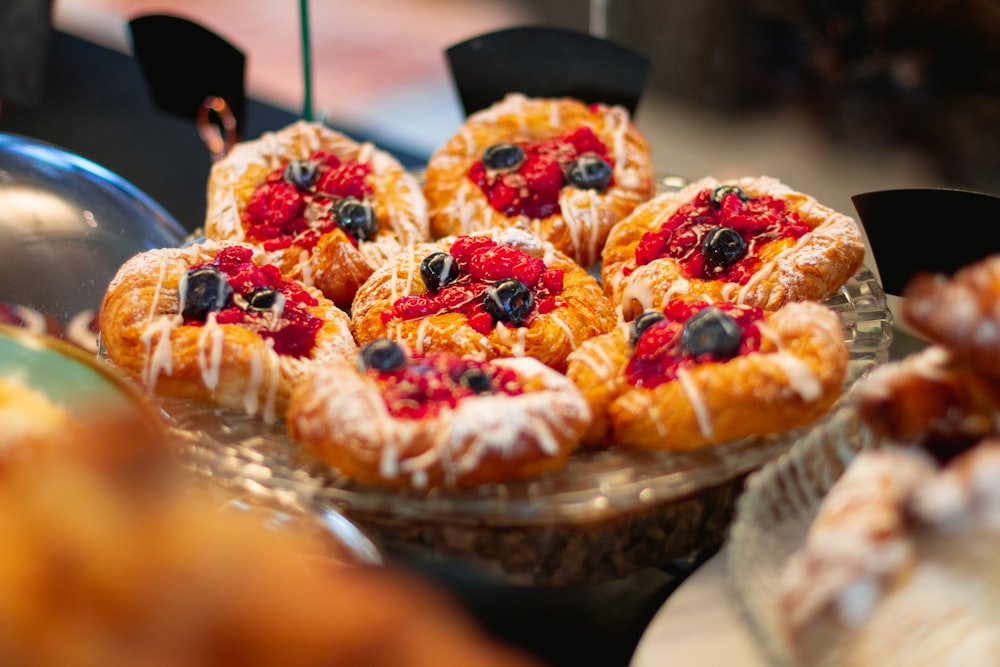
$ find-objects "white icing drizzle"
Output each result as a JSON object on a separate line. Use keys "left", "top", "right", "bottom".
{"left": 770, "top": 352, "right": 823, "bottom": 401}
{"left": 549, "top": 313, "right": 578, "bottom": 350}
{"left": 758, "top": 321, "right": 823, "bottom": 401}
{"left": 676, "top": 366, "right": 712, "bottom": 439}
{"left": 494, "top": 323, "right": 528, "bottom": 357}
{"left": 139, "top": 315, "right": 178, "bottom": 390}
{"left": 414, "top": 317, "right": 432, "bottom": 354}
{"left": 737, "top": 230, "right": 813, "bottom": 303}
{"left": 619, "top": 269, "right": 658, "bottom": 317}
{"left": 295, "top": 249, "right": 313, "bottom": 286}
{"left": 559, "top": 189, "right": 603, "bottom": 265}
{"left": 195, "top": 312, "right": 225, "bottom": 391}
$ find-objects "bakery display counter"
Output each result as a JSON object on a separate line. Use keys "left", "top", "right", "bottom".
{"left": 4, "top": 14, "right": 991, "bottom": 667}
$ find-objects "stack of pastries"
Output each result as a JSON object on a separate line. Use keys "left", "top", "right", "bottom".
{"left": 777, "top": 254, "right": 1000, "bottom": 666}
{"left": 99, "top": 93, "right": 867, "bottom": 492}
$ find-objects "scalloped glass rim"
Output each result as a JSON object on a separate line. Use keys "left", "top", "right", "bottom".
{"left": 725, "top": 393, "right": 881, "bottom": 667}
{"left": 164, "top": 263, "right": 892, "bottom": 527}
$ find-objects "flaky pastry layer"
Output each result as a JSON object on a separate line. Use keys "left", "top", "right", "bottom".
{"left": 601, "top": 175, "right": 865, "bottom": 319}
{"left": 287, "top": 355, "right": 590, "bottom": 489}
{"left": 99, "top": 240, "right": 357, "bottom": 421}
{"left": 205, "top": 120, "right": 429, "bottom": 308}
{"left": 350, "top": 228, "right": 616, "bottom": 373}
{"left": 565, "top": 300, "right": 848, "bottom": 450}
{"left": 423, "top": 93, "right": 655, "bottom": 267}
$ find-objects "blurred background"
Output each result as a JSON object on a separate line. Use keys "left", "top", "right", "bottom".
{"left": 3, "top": 0, "right": 996, "bottom": 232}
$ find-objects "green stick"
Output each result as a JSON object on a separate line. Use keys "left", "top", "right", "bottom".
{"left": 299, "top": 0, "right": 314, "bottom": 121}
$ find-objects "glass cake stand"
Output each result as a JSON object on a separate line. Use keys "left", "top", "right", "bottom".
{"left": 161, "top": 263, "right": 892, "bottom": 587}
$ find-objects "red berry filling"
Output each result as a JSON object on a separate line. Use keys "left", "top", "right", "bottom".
{"left": 185, "top": 246, "right": 323, "bottom": 358}
{"left": 468, "top": 127, "right": 614, "bottom": 219}
{"left": 242, "top": 151, "right": 374, "bottom": 252}
{"left": 631, "top": 188, "right": 811, "bottom": 283}
{"left": 366, "top": 352, "right": 524, "bottom": 420}
{"left": 626, "top": 301, "right": 764, "bottom": 389}
{"left": 385, "top": 236, "right": 565, "bottom": 335}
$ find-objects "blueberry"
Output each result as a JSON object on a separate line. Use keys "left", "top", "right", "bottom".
{"left": 246, "top": 287, "right": 284, "bottom": 314}
{"left": 358, "top": 338, "right": 407, "bottom": 373}
{"left": 420, "top": 252, "right": 460, "bottom": 291}
{"left": 482, "top": 143, "right": 525, "bottom": 171}
{"left": 334, "top": 197, "right": 378, "bottom": 242}
{"left": 702, "top": 227, "right": 747, "bottom": 268}
{"left": 483, "top": 278, "right": 534, "bottom": 326}
{"left": 283, "top": 159, "right": 319, "bottom": 190}
{"left": 458, "top": 367, "right": 494, "bottom": 394}
{"left": 182, "top": 267, "right": 233, "bottom": 321}
{"left": 565, "top": 153, "right": 612, "bottom": 191}
{"left": 709, "top": 184, "right": 750, "bottom": 209}
{"left": 629, "top": 309, "right": 667, "bottom": 345}
{"left": 681, "top": 308, "right": 742, "bottom": 358}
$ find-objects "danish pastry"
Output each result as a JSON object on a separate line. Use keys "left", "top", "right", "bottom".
{"left": 565, "top": 298, "right": 848, "bottom": 449}
{"left": 205, "top": 120, "right": 429, "bottom": 308}
{"left": 99, "top": 240, "right": 357, "bottom": 421}
{"left": 287, "top": 338, "right": 590, "bottom": 489}
{"left": 601, "top": 176, "right": 865, "bottom": 319}
{"left": 0, "top": 302, "right": 59, "bottom": 337}
{"left": 350, "top": 227, "right": 617, "bottom": 373}
{"left": 902, "top": 253, "right": 1000, "bottom": 379}
{"left": 778, "top": 442, "right": 1000, "bottom": 667}
{"left": 423, "top": 93, "right": 655, "bottom": 267}
{"left": 855, "top": 344, "right": 1000, "bottom": 460}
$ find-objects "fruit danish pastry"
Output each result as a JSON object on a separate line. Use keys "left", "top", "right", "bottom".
{"left": 778, "top": 440, "right": 1000, "bottom": 667}
{"left": 601, "top": 176, "right": 865, "bottom": 319}
{"left": 565, "top": 298, "right": 848, "bottom": 449}
{"left": 287, "top": 338, "right": 590, "bottom": 489}
{"left": 350, "top": 228, "right": 617, "bottom": 373}
{"left": 205, "top": 120, "right": 429, "bottom": 308}
{"left": 99, "top": 240, "right": 358, "bottom": 421}
{"left": 902, "top": 253, "right": 1000, "bottom": 379}
{"left": 423, "top": 93, "right": 655, "bottom": 267}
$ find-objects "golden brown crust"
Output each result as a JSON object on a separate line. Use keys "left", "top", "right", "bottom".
{"left": 855, "top": 345, "right": 1000, "bottom": 447}
{"left": 350, "top": 228, "right": 617, "bottom": 373}
{"left": 204, "top": 120, "right": 429, "bottom": 309}
{"left": 287, "top": 353, "right": 590, "bottom": 489}
{"left": 565, "top": 300, "right": 848, "bottom": 450}
{"left": 99, "top": 240, "right": 357, "bottom": 420}
{"left": 423, "top": 93, "right": 655, "bottom": 267}
{"left": 902, "top": 255, "right": 1000, "bottom": 379}
{"left": 601, "top": 175, "right": 866, "bottom": 319}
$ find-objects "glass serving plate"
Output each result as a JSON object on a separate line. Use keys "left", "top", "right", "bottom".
{"left": 726, "top": 391, "right": 882, "bottom": 667}
{"left": 162, "top": 264, "right": 892, "bottom": 587}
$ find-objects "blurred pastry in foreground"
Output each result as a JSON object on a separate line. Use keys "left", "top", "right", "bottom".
{"left": 565, "top": 298, "right": 848, "bottom": 449}
{"left": 601, "top": 176, "right": 865, "bottom": 319}
{"left": 778, "top": 441, "right": 1000, "bottom": 667}
{"left": 287, "top": 337, "right": 591, "bottom": 489}
{"left": 0, "top": 326, "right": 172, "bottom": 482}
{"left": 205, "top": 120, "right": 429, "bottom": 309}
{"left": 855, "top": 344, "right": 1000, "bottom": 462}
{"left": 0, "top": 302, "right": 60, "bottom": 337}
{"left": 424, "top": 93, "right": 655, "bottom": 267}
{"left": 777, "top": 252, "right": 1000, "bottom": 666}
{"left": 0, "top": 458, "right": 542, "bottom": 667}
{"left": 902, "top": 253, "right": 1000, "bottom": 379}
{"left": 99, "top": 240, "right": 358, "bottom": 421}
{"left": 351, "top": 228, "right": 616, "bottom": 373}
